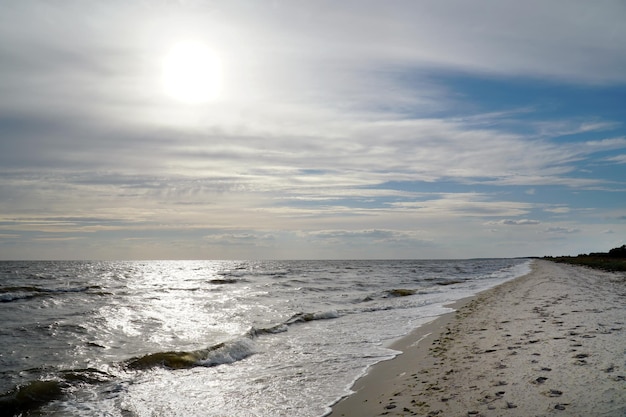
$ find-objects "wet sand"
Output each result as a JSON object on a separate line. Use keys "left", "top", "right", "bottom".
{"left": 329, "top": 260, "right": 626, "bottom": 417}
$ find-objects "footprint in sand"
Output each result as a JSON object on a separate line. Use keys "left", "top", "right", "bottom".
{"left": 545, "top": 389, "right": 563, "bottom": 397}
{"left": 573, "top": 353, "right": 589, "bottom": 365}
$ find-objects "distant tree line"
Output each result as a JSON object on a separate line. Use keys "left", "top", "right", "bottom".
{"left": 544, "top": 245, "right": 626, "bottom": 272}
{"left": 606, "top": 245, "right": 626, "bottom": 258}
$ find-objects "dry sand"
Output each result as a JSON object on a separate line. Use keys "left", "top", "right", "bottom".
{"left": 329, "top": 260, "right": 626, "bottom": 417}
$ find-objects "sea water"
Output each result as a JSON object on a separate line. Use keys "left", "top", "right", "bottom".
{"left": 0, "top": 259, "right": 531, "bottom": 416}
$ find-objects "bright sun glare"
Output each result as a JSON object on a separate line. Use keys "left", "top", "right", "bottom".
{"left": 161, "top": 41, "right": 223, "bottom": 103}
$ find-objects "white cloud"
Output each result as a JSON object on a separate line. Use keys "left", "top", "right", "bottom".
{"left": 1, "top": 1, "right": 625, "bottom": 259}
{"left": 203, "top": 232, "right": 276, "bottom": 247}
{"left": 544, "top": 227, "right": 580, "bottom": 234}
{"left": 583, "top": 137, "right": 626, "bottom": 151}
{"left": 531, "top": 120, "right": 622, "bottom": 139}
{"left": 245, "top": 0, "right": 626, "bottom": 84}
{"left": 1, "top": 2, "right": 624, "bottom": 193}
{"left": 487, "top": 219, "right": 540, "bottom": 226}
{"left": 544, "top": 207, "right": 570, "bottom": 214}
{"left": 605, "top": 154, "right": 626, "bottom": 164}
{"left": 306, "top": 229, "right": 425, "bottom": 244}
{"left": 389, "top": 193, "right": 534, "bottom": 218}
{"left": 0, "top": 233, "right": 19, "bottom": 239}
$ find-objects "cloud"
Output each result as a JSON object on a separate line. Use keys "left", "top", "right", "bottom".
{"left": 308, "top": 228, "right": 415, "bottom": 240}
{"left": 251, "top": 0, "right": 626, "bottom": 84}
{"left": 582, "top": 137, "right": 626, "bottom": 152}
{"left": 389, "top": 193, "right": 534, "bottom": 218}
{"left": 531, "top": 120, "right": 622, "bottom": 139}
{"left": 1, "top": 1, "right": 625, "bottom": 259}
{"left": 0, "top": 233, "right": 19, "bottom": 239}
{"left": 203, "top": 232, "right": 276, "bottom": 247}
{"left": 304, "top": 229, "right": 433, "bottom": 248}
{"left": 605, "top": 154, "right": 626, "bottom": 164}
{"left": 544, "top": 227, "right": 580, "bottom": 234}
{"left": 544, "top": 207, "right": 570, "bottom": 214}
{"left": 3, "top": 107, "right": 618, "bottom": 212}
{"left": 487, "top": 219, "right": 540, "bottom": 226}
{"left": 32, "top": 236, "right": 85, "bottom": 242}
{"left": 1, "top": 2, "right": 624, "bottom": 194}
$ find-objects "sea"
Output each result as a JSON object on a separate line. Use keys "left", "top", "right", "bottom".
{"left": 0, "top": 259, "right": 531, "bottom": 417}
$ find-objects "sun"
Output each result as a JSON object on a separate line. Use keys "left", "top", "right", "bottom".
{"left": 161, "top": 41, "right": 223, "bottom": 103}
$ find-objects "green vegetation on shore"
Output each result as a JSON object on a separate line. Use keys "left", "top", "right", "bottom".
{"left": 544, "top": 245, "right": 626, "bottom": 272}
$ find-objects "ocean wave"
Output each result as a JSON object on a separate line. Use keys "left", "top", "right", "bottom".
{"left": 0, "top": 368, "right": 115, "bottom": 416}
{"left": 125, "top": 350, "right": 205, "bottom": 370}
{"left": 125, "top": 338, "right": 256, "bottom": 370}
{"left": 197, "top": 338, "right": 256, "bottom": 367}
{"left": 0, "top": 285, "right": 45, "bottom": 294}
{"left": 247, "top": 309, "right": 341, "bottom": 339}
{"left": 122, "top": 310, "right": 337, "bottom": 373}
{"left": 215, "top": 270, "right": 247, "bottom": 278}
{"left": 385, "top": 288, "right": 417, "bottom": 297}
{"left": 246, "top": 324, "right": 289, "bottom": 337}
{"left": 435, "top": 279, "right": 465, "bottom": 286}
{"left": 0, "top": 285, "right": 99, "bottom": 294}
{"left": 359, "top": 287, "right": 420, "bottom": 303}
{"left": 0, "top": 292, "right": 38, "bottom": 303}
{"left": 0, "top": 379, "right": 64, "bottom": 416}
{"left": 60, "top": 368, "right": 114, "bottom": 384}
{"left": 285, "top": 310, "right": 340, "bottom": 324}
{"left": 0, "top": 285, "right": 100, "bottom": 303}
{"left": 0, "top": 337, "right": 258, "bottom": 415}
{"left": 208, "top": 278, "right": 239, "bottom": 284}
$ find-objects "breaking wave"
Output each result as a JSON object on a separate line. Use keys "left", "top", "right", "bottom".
{"left": 0, "top": 285, "right": 102, "bottom": 303}
{"left": 0, "top": 307, "right": 341, "bottom": 414}
{"left": 125, "top": 338, "right": 256, "bottom": 370}
{"left": 285, "top": 310, "right": 340, "bottom": 324}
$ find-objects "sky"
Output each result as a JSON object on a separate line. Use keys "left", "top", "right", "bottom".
{"left": 1, "top": 0, "right": 625, "bottom": 260}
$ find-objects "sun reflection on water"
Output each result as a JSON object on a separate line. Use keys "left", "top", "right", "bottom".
{"left": 88, "top": 261, "right": 251, "bottom": 359}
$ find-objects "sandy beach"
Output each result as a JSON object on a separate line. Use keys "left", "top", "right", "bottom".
{"left": 329, "top": 260, "right": 626, "bottom": 417}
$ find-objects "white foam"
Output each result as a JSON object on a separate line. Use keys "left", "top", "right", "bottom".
{"left": 313, "top": 310, "right": 340, "bottom": 320}
{"left": 198, "top": 338, "right": 256, "bottom": 367}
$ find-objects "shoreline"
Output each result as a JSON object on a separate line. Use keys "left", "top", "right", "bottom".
{"left": 328, "top": 296, "right": 476, "bottom": 417}
{"left": 328, "top": 260, "right": 626, "bottom": 416}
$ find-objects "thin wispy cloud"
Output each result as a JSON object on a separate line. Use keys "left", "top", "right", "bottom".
{"left": 605, "top": 154, "right": 626, "bottom": 164}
